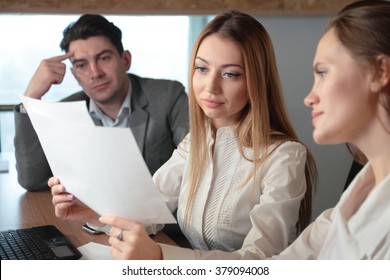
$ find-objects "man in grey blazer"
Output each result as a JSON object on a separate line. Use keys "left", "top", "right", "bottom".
{"left": 14, "top": 14, "right": 189, "bottom": 192}
{"left": 14, "top": 14, "right": 190, "bottom": 247}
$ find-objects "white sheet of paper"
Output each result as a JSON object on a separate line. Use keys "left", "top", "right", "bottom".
{"left": 21, "top": 95, "right": 176, "bottom": 224}
{"left": 78, "top": 242, "right": 113, "bottom": 260}
{"left": 20, "top": 95, "right": 95, "bottom": 126}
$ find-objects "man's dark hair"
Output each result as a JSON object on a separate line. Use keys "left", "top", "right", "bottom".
{"left": 60, "top": 14, "right": 124, "bottom": 54}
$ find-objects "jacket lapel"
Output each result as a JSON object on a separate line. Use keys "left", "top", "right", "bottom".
{"left": 128, "top": 74, "right": 149, "bottom": 155}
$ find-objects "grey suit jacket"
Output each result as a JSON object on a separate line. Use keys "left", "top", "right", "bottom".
{"left": 14, "top": 73, "right": 189, "bottom": 191}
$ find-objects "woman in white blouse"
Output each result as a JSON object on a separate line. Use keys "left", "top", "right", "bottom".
{"left": 50, "top": 10, "right": 317, "bottom": 259}
{"left": 273, "top": 0, "right": 390, "bottom": 259}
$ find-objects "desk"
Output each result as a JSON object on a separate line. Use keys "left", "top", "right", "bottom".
{"left": 0, "top": 152, "right": 176, "bottom": 248}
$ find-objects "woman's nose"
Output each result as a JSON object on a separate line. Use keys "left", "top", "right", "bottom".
{"left": 304, "top": 88, "right": 319, "bottom": 107}
{"left": 205, "top": 73, "right": 221, "bottom": 94}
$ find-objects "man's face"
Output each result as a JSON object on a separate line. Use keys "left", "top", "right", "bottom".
{"left": 69, "top": 36, "right": 131, "bottom": 105}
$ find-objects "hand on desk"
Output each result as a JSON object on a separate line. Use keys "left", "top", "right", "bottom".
{"left": 49, "top": 177, "right": 100, "bottom": 225}
{"left": 100, "top": 216, "right": 163, "bottom": 260}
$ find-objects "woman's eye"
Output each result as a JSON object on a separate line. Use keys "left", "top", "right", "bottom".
{"left": 195, "top": 66, "right": 207, "bottom": 73}
{"left": 315, "top": 70, "right": 326, "bottom": 77}
{"left": 223, "top": 72, "right": 240, "bottom": 79}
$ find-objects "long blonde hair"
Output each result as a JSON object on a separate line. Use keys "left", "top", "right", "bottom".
{"left": 186, "top": 10, "right": 317, "bottom": 232}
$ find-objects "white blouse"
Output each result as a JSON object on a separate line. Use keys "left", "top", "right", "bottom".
{"left": 153, "top": 125, "right": 307, "bottom": 259}
{"left": 273, "top": 163, "right": 390, "bottom": 259}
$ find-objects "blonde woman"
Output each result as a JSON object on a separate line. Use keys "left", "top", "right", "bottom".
{"left": 50, "top": 10, "right": 317, "bottom": 259}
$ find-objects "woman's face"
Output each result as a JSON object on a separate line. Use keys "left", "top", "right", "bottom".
{"left": 192, "top": 34, "right": 248, "bottom": 130}
{"left": 304, "top": 28, "right": 377, "bottom": 146}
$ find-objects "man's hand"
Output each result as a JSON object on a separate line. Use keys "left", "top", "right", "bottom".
{"left": 25, "top": 52, "right": 74, "bottom": 99}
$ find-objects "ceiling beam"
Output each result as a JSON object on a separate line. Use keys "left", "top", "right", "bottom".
{"left": 0, "top": 0, "right": 357, "bottom": 15}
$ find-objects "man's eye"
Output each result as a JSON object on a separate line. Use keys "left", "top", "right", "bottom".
{"left": 75, "top": 63, "right": 85, "bottom": 69}
{"left": 99, "top": 55, "right": 111, "bottom": 61}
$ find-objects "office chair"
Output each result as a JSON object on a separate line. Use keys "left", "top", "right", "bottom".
{"left": 343, "top": 160, "right": 364, "bottom": 191}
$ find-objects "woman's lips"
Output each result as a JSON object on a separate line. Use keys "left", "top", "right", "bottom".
{"left": 202, "top": 98, "right": 223, "bottom": 108}
{"left": 311, "top": 111, "right": 323, "bottom": 125}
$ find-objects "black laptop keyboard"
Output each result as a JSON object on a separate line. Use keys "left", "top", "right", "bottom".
{"left": 0, "top": 228, "right": 56, "bottom": 260}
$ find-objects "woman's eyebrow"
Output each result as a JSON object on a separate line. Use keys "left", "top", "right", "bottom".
{"left": 195, "top": 56, "right": 244, "bottom": 69}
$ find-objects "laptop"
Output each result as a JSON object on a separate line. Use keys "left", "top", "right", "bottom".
{"left": 0, "top": 225, "right": 82, "bottom": 260}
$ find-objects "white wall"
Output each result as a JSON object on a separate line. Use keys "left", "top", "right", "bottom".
{"left": 258, "top": 16, "right": 353, "bottom": 220}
